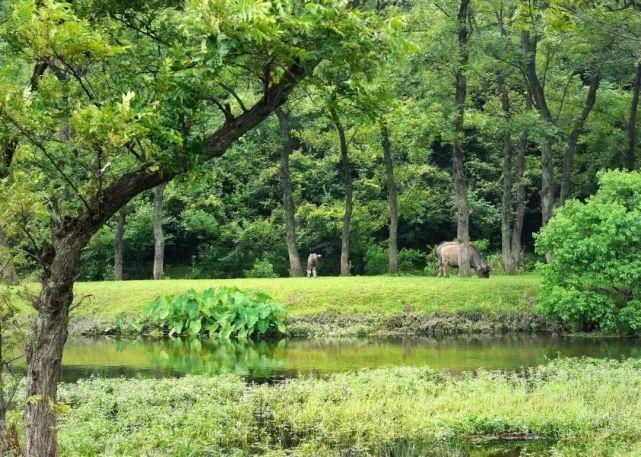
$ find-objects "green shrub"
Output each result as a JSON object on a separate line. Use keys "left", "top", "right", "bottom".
{"left": 424, "top": 246, "right": 439, "bottom": 276}
{"left": 244, "top": 258, "right": 278, "bottom": 278}
{"left": 484, "top": 253, "right": 505, "bottom": 275}
{"left": 535, "top": 170, "right": 641, "bottom": 334}
{"left": 364, "top": 245, "right": 388, "bottom": 275}
{"left": 119, "top": 287, "right": 287, "bottom": 339}
{"left": 397, "top": 248, "right": 426, "bottom": 275}
{"left": 365, "top": 247, "right": 427, "bottom": 275}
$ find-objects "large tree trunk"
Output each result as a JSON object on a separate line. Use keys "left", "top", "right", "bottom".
{"left": 453, "top": 0, "right": 471, "bottom": 277}
{"left": 276, "top": 109, "right": 304, "bottom": 277}
{"left": 330, "top": 108, "right": 353, "bottom": 276}
{"left": 153, "top": 184, "right": 166, "bottom": 280}
{"left": 560, "top": 74, "right": 600, "bottom": 204}
{"left": 24, "top": 232, "right": 88, "bottom": 456}
{"left": 0, "top": 231, "right": 18, "bottom": 285}
{"left": 114, "top": 208, "right": 126, "bottom": 281}
{"left": 626, "top": 62, "right": 641, "bottom": 171}
{"left": 380, "top": 119, "right": 398, "bottom": 275}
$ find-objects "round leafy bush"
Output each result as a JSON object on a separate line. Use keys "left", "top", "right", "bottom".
{"left": 244, "top": 259, "right": 278, "bottom": 278}
{"left": 535, "top": 170, "right": 641, "bottom": 333}
{"left": 120, "top": 287, "right": 287, "bottom": 339}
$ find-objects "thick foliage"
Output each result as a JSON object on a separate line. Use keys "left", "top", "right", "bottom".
{"left": 536, "top": 171, "right": 641, "bottom": 333}
{"left": 121, "top": 287, "right": 287, "bottom": 339}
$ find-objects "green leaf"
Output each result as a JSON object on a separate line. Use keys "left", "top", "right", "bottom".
{"left": 189, "top": 318, "right": 202, "bottom": 336}
{"left": 257, "top": 319, "right": 270, "bottom": 334}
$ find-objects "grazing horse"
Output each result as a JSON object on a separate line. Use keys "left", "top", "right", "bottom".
{"left": 435, "top": 241, "right": 491, "bottom": 278}
{"left": 307, "top": 253, "right": 322, "bottom": 278}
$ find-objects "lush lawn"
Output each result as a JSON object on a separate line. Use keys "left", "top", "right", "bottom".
{"left": 65, "top": 274, "right": 540, "bottom": 319}
{"left": 51, "top": 358, "right": 641, "bottom": 456}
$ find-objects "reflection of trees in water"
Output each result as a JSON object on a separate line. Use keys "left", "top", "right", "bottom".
{"left": 142, "top": 338, "right": 285, "bottom": 378}
{"left": 61, "top": 336, "right": 641, "bottom": 382}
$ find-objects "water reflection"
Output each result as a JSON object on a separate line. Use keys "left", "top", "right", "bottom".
{"left": 59, "top": 335, "right": 641, "bottom": 382}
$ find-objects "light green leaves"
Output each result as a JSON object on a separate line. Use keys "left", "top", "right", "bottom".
{"left": 536, "top": 170, "right": 641, "bottom": 334}
{"left": 118, "top": 286, "right": 288, "bottom": 339}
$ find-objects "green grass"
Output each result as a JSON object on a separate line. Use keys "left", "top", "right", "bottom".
{"left": 47, "top": 358, "right": 641, "bottom": 456}
{"left": 66, "top": 274, "right": 540, "bottom": 319}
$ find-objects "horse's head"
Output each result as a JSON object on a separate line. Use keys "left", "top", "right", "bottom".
{"left": 476, "top": 264, "right": 491, "bottom": 278}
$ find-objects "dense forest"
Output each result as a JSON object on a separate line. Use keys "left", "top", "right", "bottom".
{"left": 56, "top": 0, "right": 640, "bottom": 280}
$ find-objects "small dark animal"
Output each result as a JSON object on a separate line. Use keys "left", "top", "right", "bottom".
{"left": 435, "top": 241, "right": 491, "bottom": 278}
{"left": 307, "top": 253, "right": 322, "bottom": 278}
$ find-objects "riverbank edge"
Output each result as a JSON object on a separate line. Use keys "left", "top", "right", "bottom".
{"left": 68, "top": 310, "right": 566, "bottom": 338}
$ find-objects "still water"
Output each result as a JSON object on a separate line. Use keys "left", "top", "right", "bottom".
{"left": 60, "top": 335, "right": 641, "bottom": 382}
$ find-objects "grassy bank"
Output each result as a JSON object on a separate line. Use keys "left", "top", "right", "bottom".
{"left": 70, "top": 274, "right": 540, "bottom": 318}
{"left": 46, "top": 358, "right": 641, "bottom": 456}
{"left": 8, "top": 275, "right": 551, "bottom": 336}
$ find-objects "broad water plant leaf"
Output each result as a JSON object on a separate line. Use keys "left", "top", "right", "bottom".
{"left": 120, "top": 287, "right": 288, "bottom": 339}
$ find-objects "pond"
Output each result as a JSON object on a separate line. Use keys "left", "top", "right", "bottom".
{"left": 59, "top": 335, "right": 641, "bottom": 382}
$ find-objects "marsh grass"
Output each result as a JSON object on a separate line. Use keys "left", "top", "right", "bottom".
{"left": 48, "top": 358, "right": 641, "bottom": 456}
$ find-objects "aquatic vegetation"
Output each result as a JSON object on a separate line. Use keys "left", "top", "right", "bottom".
{"left": 50, "top": 358, "right": 641, "bottom": 456}
{"left": 117, "top": 287, "right": 287, "bottom": 339}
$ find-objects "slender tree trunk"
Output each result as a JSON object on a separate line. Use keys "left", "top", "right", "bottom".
{"left": 114, "top": 208, "right": 126, "bottom": 281}
{"left": 560, "top": 75, "right": 600, "bottom": 204}
{"left": 24, "top": 232, "right": 88, "bottom": 456}
{"left": 521, "top": 31, "right": 556, "bottom": 241}
{"left": 452, "top": 0, "right": 471, "bottom": 277}
{"left": 496, "top": 72, "right": 517, "bottom": 274}
{"left": 276, "top": 109, "right": 304, "bottom": 277}
{"left": 153, "top": 184, "right": 166, "bottom": 280}
{"left": 0, "top": 232, "right": 18, "bottom": 286}
{"left": 330, "top": 108, "right": 353, "bottom": 276}
{"left": 626, "top": 62, "right": 641, "bottom": 171}
{"left": 540, "top": 136, "right": 555, "bottom": 229}
{"left": 380, "top": 119, "right": 398, "bottom": 275}
{"left": 510, "top": 124, "right": 528, "bottom": 271}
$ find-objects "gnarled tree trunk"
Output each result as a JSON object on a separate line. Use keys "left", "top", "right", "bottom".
{"left": 380, "top": 119, "right": 398, "bottom": 275}
{"left": 452, "top": 0, "right": 471, "bottom": 277}
{"left": 22, "top": 60, "right": 306, "bottom": 457}
{"left": 24, "top": 232, "right": 89, "bottom": 456}
{"left": 153, "top": 184, "right": 166, "bottom": 280}
{"left": 276, "top": 109, "right": 304, "bottom": 277}
{"left": 114, "top": 208, "right": 126, "bottom": 281}
{"left": 626, "top": 62, "right": 641, "bottom": 171}
{"left": 330, "top": 108, "right": 353, "bottom": 276}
